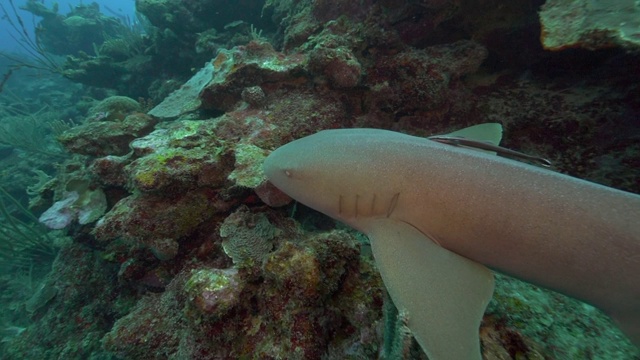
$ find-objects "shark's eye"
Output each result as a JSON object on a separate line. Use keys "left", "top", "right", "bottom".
{"left": 284, "top": 170, "right": 292, "bottom": 177}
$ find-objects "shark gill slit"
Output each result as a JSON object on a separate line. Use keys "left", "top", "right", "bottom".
{"left": 355, "top": 194, "right": 360, "bottom": 218}
{"left": 338, "top": 195, "right": 343, "bottom": 215}
{"left": 386, "top": 192, "right": 400, "bottom": 217}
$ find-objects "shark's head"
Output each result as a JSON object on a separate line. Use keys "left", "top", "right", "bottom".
{"left": 263, "top": 129, "right": 409, "bottom": 229}
{"left": 263, "top": 131, "right": 349, "bottom": 218}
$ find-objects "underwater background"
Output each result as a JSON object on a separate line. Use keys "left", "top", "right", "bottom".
{"left": 0, "top": 0, "right": 639, "bottom": 359}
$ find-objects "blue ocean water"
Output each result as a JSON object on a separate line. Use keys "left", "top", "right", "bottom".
{"left": 0, "top": 0, "right": 135, "bottom": 54}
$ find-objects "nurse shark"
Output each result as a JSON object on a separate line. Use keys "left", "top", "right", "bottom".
{"left": 262, "top": 124, "right": 640, "bottom": 359}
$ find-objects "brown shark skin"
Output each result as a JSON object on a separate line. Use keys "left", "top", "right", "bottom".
{"left": 263, "top": 128, "right": 640, "bottom": 348}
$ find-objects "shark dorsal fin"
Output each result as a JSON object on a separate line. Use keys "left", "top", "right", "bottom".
{"left": 430, "top": 123, "right": 552, "bottom": 167}
{"left": 442, "top": 123, "right": 503, "bottom": 146}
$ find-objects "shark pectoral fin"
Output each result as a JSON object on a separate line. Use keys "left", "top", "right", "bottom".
{"left": 367, "top": 218, "right": 495, "bottom": 360}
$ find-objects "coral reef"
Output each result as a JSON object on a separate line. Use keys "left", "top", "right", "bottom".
{"left": 1, "top": 244, "right": 124, "bottom": 359}
{"left": 93, "top": 189, "right": 226, "bottom": 261}
{"left": 184, "top": 267, "right": 244, "bottom": 319}
{"left": 136, "top": 0, "right": 271, "bottom": 36}
{"left": 21, "top": 1, "right": 125, "bottom": 56}
{"left": 57, "top": 97, "right": 156, "bottom": 157}
{"left": 58, "top": 112, "right": 157, "bottom": 156}
{"left": 1, "top": 0, "right": 639, "bottom": 359}
{"left": 101, "top": 229, "right": 383, "bottom": 359}
{"left": 540, "top": 0, "right": 640, "bottom": 51}
{"left": 199, "top": 41, "right": 307, "bottom": 112}
{"left": 308, "top": 45, "right": 363, "bottom": 88}
{"left": 147, "top": 63, "right": 215, "bottom": 119}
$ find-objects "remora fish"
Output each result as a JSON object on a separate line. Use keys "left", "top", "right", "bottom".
{"left": 263, "top": 124, "right": 640, "bottom": 359}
